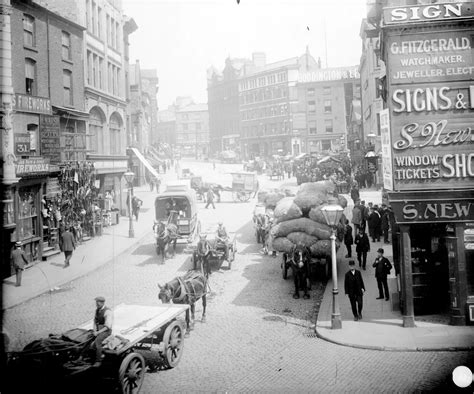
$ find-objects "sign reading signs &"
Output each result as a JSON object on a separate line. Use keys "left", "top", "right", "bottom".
{"left": 383, "top": 3, "right": 474, "bottom": 25}
{"left": 386, "top": 27, "right": 474, "bottom": 191}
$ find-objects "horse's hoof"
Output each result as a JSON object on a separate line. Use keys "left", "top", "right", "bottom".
{"left": 293, "top": 293, "right": 300, "bottom": 299}
{"left": 303, "top": 294, "right": 310, "bottom": 300}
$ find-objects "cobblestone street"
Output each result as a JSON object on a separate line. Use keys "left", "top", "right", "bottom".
{"left": 4, "top": 185, "right": 472, "bottom": 392}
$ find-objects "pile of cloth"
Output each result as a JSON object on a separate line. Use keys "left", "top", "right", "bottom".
{"left": 268, "top": 180, "right": 347, "bottom": 257}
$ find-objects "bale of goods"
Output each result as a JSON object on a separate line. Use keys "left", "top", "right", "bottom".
{"left": 337, "top": 194, "right": 348, "bottom": 209}
{"left": 286, "top": 232, "right": 318, "bottom": 247}
{"left": 298, "top": 180, "right": 336, "bottom": 195}
{"left": 264, "top": 191, "right": 286, "bottom": 208}
{"left": 272, "top": 218, "right": 331, "bottom": 240}
{"left": 308, "top": 205, "right": 327, "bottom": 225}
{"left": 310, "top": 240, "right": 333, "bottom": 257}
{"left": 293, "top": 193, "right": 327, "bottom": 211}
{"left": 274, "top": 197, "right": 303, "bottom": 223}
{"left": 272, "top": 237, "right": 295, "bottom": 253}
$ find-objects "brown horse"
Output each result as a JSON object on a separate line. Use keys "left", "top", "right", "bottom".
{"left": 158, "top": 270, "right": 208, "bottom": 336}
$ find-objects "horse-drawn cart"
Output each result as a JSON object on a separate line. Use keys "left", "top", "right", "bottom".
{"left": 188, "top": 225, "right": 237, "bottom": 272}
{"left": 7, "top": 303, "right": 189, "bottom": 393}
{"left": 223, "top": 172, "right": 259, "bottom": 202}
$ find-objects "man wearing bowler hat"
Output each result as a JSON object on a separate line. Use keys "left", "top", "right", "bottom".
{"left": 373, "top": 248, "right": 392, "bottom": 301}
{"left": 344, "top": 260, "right": 365, "bottom": 321}
{"left": 11, "top": 242, "right": 28, "bottom": 287}
{"left": 91, "top": 296, "right": 113, "bottom": 367}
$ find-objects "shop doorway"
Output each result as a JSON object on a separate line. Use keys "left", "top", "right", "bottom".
{"left": 410, "top": 224, "right": 451, "bottom": 317}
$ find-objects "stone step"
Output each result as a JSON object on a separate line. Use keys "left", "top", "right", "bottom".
{"left": 42, "top": 249, "right": 61, "bottom": 261}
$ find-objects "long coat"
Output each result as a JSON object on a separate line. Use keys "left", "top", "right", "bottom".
{"left": 344, "top": 269, "right": 365, "bottom": 297}
{"left": 61, "top": 231, "right": 76, "bottom": 252}
{"left": 11, "top": 248, "right": 28, "bottom": 269}
{"left": 354, "top": 233, "right": 370, "bottom": 253}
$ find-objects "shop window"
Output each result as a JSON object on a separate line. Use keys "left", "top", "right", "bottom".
{"left": 3, "top": 189, "right": 14, "bottom": 227}
{"left": 25, "top": 58, "right": 36, "bottom": 95}
{"left": 62, "top": 31, "right": 71, "bottom": 60}
{"left": 18, "top": 188, "right": 38, "bottom": 240}
{"left": 63, "top": 70, "right": 73, "bottom": 106}
{"left": 23, "top": 14, "right": 35, "bottom": 46}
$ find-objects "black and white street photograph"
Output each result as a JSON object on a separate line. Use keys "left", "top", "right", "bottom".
{"left": 1, "top": 0, "right": 474, "bottom": 392}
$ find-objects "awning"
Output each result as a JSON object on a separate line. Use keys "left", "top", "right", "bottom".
{"left": 129, "top": 147, "right": 161, "bottom": 179}
{"left": 53, "top": 105, "right": 90, "bottom": 120}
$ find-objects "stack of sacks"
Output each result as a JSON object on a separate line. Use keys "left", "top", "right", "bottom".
{"left": 270, "top": 180, "right": 346, "bottom": 257}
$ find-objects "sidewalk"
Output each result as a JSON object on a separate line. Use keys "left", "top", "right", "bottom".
{"left": 315, "top": 192, "right": 474, "bottom": 351}
{"left": 3, "top": 172, "right": 176, "bottom": 310}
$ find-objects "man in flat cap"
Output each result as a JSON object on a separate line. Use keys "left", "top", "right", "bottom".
{"left": 11, "top": 242, "right": 28, "bottom": 287}
{"left": 91, "top": 296, "right": 112, "bottom": 367}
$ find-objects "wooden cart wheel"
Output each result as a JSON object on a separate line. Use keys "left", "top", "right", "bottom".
{"left": 118, "top": 352, "right": 146, "bottom": 394}
{"left": 238, "top": 191, "right": 251, "bottom": 202}
{"left": 162, "top": 321, "right": 184, "bottom": 369}
{"left": 282, "top": 255, "right": 288, "bottom": 280}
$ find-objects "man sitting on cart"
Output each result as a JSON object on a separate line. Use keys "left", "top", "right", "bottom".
{"left": 197, "top": 234, "right": 212, "bottom": 277}
{"left": 216, "top": 221, "right": 230, "bottom": 262}
{"left": 91, "top": 296, "right": 113, "bottom": 367}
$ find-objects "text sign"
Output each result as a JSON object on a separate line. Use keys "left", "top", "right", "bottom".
{"left": 390, "top": 198, "right": 474, "bottom": 224}
{"left": 298, "top": 66, "right": 360, "bottom": 83}
{"left": 12, "top": 93, "right": 52, "bottom": 115}
{"left": 383, "top": 3, "right": 474, "bottom": 25}
{"left": 16, "top": 157, "right": 50, "bottom": 176}
{"left": 39, "top": 115, "right": 61, "bottom": 163}
{"left": 14, "top": 133, "right": 31, "bottom": 155}
{"left": 379, "top": 109, "right": 393, "bottom": 190}
{"left": 387, "top": 32, "right": 474, "bottom": 85}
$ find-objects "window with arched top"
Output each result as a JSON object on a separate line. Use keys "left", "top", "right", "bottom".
{"left": 109, "top": 112, "right": 123, "bottom": 155}
{"left": 89, "top": 107, "right": 105, "bottom": 153}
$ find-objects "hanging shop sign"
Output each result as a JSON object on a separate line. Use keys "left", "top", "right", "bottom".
{"left": 12, "top": 93, "right": 52, "bottom": 115}
{"left": 387, "top": 32, "right": 473, "bottom": 85}
{"left": 39, "top": 115, "right": 61, "bottom": 163}
{"left": 383, "top": 3, "right": 474, "bottom": 25}
{"left": 14, "top": 133, "right": 31, "bottom": 155}
{"left": 16, "top": 157, "right": 50, "bottom": 176}
{"left": 379, "top": 109, "right": 393, "bottom": 190}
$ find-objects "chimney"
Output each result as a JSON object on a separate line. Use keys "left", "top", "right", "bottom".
{"left": 252, "top": 52, "right": 266, "bottom": 68}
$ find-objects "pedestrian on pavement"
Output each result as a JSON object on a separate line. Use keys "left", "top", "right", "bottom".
{"left": 344, "top": 260, "right": 365, "bottom": 321}
{"left": 373, "top": 248, "right": 392, "bottom": 301}
{"left": 351, "top": 200, "right": 363, "bottom": 233}
{"left": 360, "top": 200, "right": 369, "bottom": 231}
{"left": 343, "top": 219, "right": 353, "bottom": 258}
{"left": 354, "top": 228, "right": 370, "bottom": 270}
{"left": 205, "top": 187, "right": 216, "bottom": 209}
{"left": 11, "top": 241, "right": 28, "bottom": 286}
{"left": 60, "top": 227, "right": 76, "bottom": 268}
{"left": 91, "top": 296, "right": 113, "bottom": 367}
{"left": 381, "top": 205, "right": 390, "bottom": 244}
{"left": 350, "top": 183, "right": 360, "bottom": 204}
{"left": 132, "top": 196, "right": 143, "bottom": 221}
{"left": 367, "top": 207, "right": 381, "bottom": 243}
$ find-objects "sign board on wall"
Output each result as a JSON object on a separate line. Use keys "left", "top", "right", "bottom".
{"left": 39, "top": 115, "right": 61, "bottom": 163}
{"left": 16, "top": 157, "right": 50, "bottom": 176}
{"left": 379, "top": 109, "right": 393, "bottom": 190}
{"left": 383, "top": 3, "right": 474, "bottom": 25}
{"left": 14, "top": 134, "right": 31, "bottom": 155}
{"left": 298, "top": 66, "right": 360, "bottom": 83}
{"left": 12, "top": 93, "right": 52, "bottom": 115}
{"left": 386, "top": 27, "right": 474, "bottom": 191}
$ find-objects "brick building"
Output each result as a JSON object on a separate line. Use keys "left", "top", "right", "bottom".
{"left": 175, "top": 103, "right": 209, "bottom": 159}
{"left": 4, "top": 0, "right": 87, "bottom": 271}
{"left": 295, "top": 66, "right": 361, "bottom": 154}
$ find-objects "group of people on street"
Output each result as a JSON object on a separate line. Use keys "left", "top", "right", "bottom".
{"left": 342, "top": 192, "right": 394, "bottom": 322}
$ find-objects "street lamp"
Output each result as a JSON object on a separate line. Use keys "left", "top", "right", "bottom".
{"left": 124, "top": 171, "right": 135, "bottom": 238}
{"left": 321, "top": 203, "right": 344, "bottom": 329}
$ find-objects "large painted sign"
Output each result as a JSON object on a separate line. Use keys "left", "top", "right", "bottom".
{"left": 379, "top": 109, "right": 393, "bottom": 190}
{"left": 16, "top": 157, "right": 50, "bottom": 176}
{"left": 39, "top": 115, "right": 61, "bottom": 163}
{"left": 12, "top": 93, "right": 52, "bottom": 115}
{"left": 383, "top": 3, "right": 474, "bottom": 25}
{"left": 386, "top": 27, "right": 474, "bottom": 191}
{"left": 298, "top": 66, "right": 360, "bottom": 83}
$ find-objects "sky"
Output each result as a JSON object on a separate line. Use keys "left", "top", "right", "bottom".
{"left": 123, "top": 0, "right": 368, "bottom": 110}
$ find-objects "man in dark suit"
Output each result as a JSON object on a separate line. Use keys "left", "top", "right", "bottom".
{"left": 354, "top": 229, "right": 370, "bottom": 270}
{"left": 11, "top": 241, "right": 29, "bottom": 286}
{"left": 344, "top": 260, "right": 365, "bottom": 321}
{"left": 373, "top": 248, "right": 392, "bottom": 301}
{"left": 61, "top": 227, "right": 76, "bottom": 268}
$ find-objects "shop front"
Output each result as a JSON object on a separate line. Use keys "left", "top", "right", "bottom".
{"left": 381, "top": 3, "right": 474, "bottom": 326}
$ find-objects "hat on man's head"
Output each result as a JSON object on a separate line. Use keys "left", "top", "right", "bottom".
{"left": 377, "top": 248, "right": 384, "bottom": 254}
{"left": 94, "top": 296, "right": 105, "bottom": 302}
{"left": 218, "top": 221, "right": 223, "bottom": 225}
{"left": 348, "top": 260, "right": 355, "bottom": 266}
{"left": 15, "top": 241, "right": 22, "bottom": 247}
{"left": 361, "top": 200, "right": 366, "bottom": 204}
